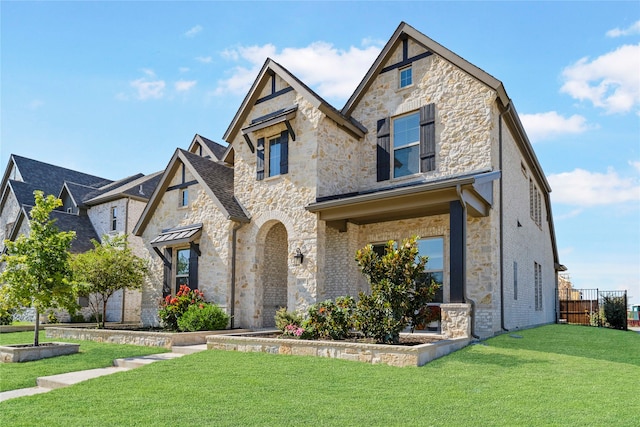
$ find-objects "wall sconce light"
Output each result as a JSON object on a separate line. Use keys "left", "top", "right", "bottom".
{"left": 293, "top": 248, "right": 304, "bottom": 264}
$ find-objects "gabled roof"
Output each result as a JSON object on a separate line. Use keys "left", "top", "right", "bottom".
{"left": 189, "top": 134, "right": 228, "bottom": 161}
{"left": 222, "top": 58, "right": 366, "bottom": 147}
{"left": 60, "top": 181, "right": 99, "bottom": 209}
{"left": 8, "top": 205, "right": 99, "bottom": 253}
{"left": 83, "top": 171, "right": 162, "bottom": 205}
{"left": 342, "top": 21, "right": 509, "bottom": 116}
{"left": 134, "top": 149, "right": 249, "bottom": 236}
{"left": 1, "top": 154, "right": 113, "bottom": 199}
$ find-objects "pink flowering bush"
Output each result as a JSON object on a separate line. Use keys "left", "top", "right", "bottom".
{"left": 158, "top": 284, "right": 206, "bottom": 330}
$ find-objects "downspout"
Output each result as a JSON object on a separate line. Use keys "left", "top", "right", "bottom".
{"left": 499, "top": 103, "right": 512, "bottom": 332}
{"left": 230, "top": 222, "right": 246, "bottom": 329}
{"left": 121, "top": 198, "right": 130, "bottom": 323}
{"left": 456, "top": 184, "right": 479, "bottom": 339}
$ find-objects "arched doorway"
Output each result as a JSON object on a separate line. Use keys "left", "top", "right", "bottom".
{"left": 261, "top": 222, "right": 288, "bottom": 327}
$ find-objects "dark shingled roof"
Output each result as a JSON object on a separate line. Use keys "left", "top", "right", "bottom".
{"left": 63, "top": 182, "right": 99, "bottom": 208}
{"left": 11, "top": 154, "right": 112, "bottom": 198}
{"left": 179, "top": 150, "right": 249, "bottom": 222}
{"left": 197, "top": 135, "right": 228, "bottom": 160}
{"left": 8, "top": 180, "right": 44, "bottom": 206}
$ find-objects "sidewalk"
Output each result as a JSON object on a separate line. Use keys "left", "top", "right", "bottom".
{"left": 0, "top": 344, "right": 207, "bottom": 402}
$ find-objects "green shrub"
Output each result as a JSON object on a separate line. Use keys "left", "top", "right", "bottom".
{"left": 305, "top": 297, "right": 354, "bottom": 340}
{"left": 602, "top": 295, "right": 626, "bottom": 330}
{"left": 158, "top": 285, "right": 206, "bottom": 330}
{"left": 176, "top": 303, "right": 229, "bottom": 332}
{"left": 47, "top": 311, "right": 59, "bottom": 324}
{"left": 275, "top": 307, "right": 304, "bottom": 331}
{"left": 70, "top": 313, "right": 87, "bottom": 323}
{"left": 0, "top": 307, "right": 14, "bottom": 325}
{"left": 353, "top": 236, "right": 440, "bottom": 344}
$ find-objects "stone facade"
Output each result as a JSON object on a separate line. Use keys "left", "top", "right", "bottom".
{"left": 136, "top": 23, "right": 561, "bottom": 340}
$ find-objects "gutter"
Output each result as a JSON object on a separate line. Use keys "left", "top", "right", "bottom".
{"left": 456, "top": 184, "right": 479, "bottom": 339}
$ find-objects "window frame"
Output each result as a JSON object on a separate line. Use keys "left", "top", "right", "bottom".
{"left": 399, "top": 65, "right": 412, "bottom": 88}
{"left": 534, "top": 261, "right": 543, "bottom": 311}
{"left": 267, "top": 134, "right": 283, "bottom": 178}
{"left": 110, "top": 207, "right": 117, "bottom": 231}
{"left": 175, "top": 248, "right": 191, "bottom": 292}
{"left": 179, "top": 188, "right": 189, "bottom": 208}
{"left": 417, "top": 237, "right": 444, "bottom": 303}
{"left": 391, "top": 111, "right": 421, "bottom": 179}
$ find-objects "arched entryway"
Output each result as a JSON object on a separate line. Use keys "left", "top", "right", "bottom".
{"left": 261, "top": 222, "right": 288, "bottom": 327}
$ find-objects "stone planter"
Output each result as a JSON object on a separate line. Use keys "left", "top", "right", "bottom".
{"left": 207, "top": 332, "right": 470, "bottom": 367}
{"left": 0, "top": 342, "right": 80, "bottom": 363}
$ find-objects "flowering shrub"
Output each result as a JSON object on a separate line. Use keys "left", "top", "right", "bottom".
{"left": 282, "top": 324, "right": 305, "bottom": 338}
{"left": 305, "top": 297, "right": 354, "bottom": 340}
{"left": 158, "top": 285, "right": 206, "bottom": 330}
{"left": 275, "top": 307, "right": 304, "bottom": 331}
{"left": 177, "top": 303, "right": 229, "bottom": 332}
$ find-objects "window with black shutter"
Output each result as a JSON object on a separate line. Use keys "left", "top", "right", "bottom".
{"left": 256, "top": 138, "right": 265, "bottom": 180}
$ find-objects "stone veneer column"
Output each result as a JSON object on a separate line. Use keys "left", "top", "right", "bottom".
{"left": 440, "top": 303, "right": 471, "bottom": 338}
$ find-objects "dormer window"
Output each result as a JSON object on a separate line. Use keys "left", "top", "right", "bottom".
{"left": 256, "top": 130, "right": 289, "bottom": 181}
{"left": 399, "top": 65, "right": 412, "bottom": 88}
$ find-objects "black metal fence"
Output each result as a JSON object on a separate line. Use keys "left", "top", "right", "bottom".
{"left": 557, "top": 288, "right": 628, "bottom": 331}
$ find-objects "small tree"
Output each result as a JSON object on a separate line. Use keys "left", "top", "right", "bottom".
{"left": 72, "top": 234, "right": 148, "bottom": 328}
{"left": 0, "top": 191, "right": 76, "bottom": 346}
{"left": 353, "top": 236, "right": 440, "bottom": 344}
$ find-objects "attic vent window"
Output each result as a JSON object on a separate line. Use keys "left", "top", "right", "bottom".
{"left": 399, "top": 66, "right": 412, "bottom": 88}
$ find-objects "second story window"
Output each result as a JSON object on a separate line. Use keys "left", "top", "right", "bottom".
{"left": 393, "top": 112, "right": 420, "bottom": 178}
{"left": 110, "top": 207, "right": 117, "bottom": 231}
{"left": 399, "top": 65, "right": 412, "bottom": 88}
{"left": 179, "top": 188, "right": 189, "bottom": 207}
{"left": 268, "top": 135, "right": 282, "bottom": 177}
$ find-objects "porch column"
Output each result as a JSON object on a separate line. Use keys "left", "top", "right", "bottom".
{"left": 449, "top": 200, "right": 466, "bottom": 303}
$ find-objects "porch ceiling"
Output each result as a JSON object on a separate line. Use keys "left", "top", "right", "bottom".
{"left": 306, "top": 171, "right": 500, "bottom": 227}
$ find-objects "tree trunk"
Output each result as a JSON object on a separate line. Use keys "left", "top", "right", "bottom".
{"left": 102, "top": 298, "right": 107, "bottom": 329}
{"left": 34, "top": 307, "right": 40, "bottom": 346}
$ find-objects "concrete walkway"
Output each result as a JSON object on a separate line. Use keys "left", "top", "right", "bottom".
{"left": 0, "top": 344, "right": 207, "bottom": 403}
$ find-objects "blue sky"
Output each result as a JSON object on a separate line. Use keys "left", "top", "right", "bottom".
{"left": 1, "top": 1, "right": 639, "bottom": 305}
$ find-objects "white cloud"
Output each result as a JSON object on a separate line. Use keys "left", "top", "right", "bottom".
{"left": 631, "top": 160, "right": 640, "bottom": 173}
{"left": 195, "top": 56, "right": 213, "bottom": 64}
{"left": 141, "top": 68, "right": 156, "bottom": 77}
{"left": 606, "top": 20, "right": 640, "bottom": 38}
{"left": 131, "top": 78, "right": 166, "bottom": 100}
{"left": 548, "top": 167, "right": 640, "bottom": 206}
{"left": 175, "top": 80, "right": 197, "bottom": 92}
{"left": 520, "top": 111, "right": 590, "bottom": 142}
{"left": 214, "top": 40, "right": 383, "bottom": 101}
{"left": 184, "top": 25, "right": 203, "bottom": 38}
{"left": 560, "top": 43, "right": 640, "bottom": 114}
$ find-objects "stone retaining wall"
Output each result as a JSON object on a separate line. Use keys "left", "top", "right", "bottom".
{"left": 207, "top": 333, "right": 470, "bottom": 367}
{"left": 45, "top": 327, "right": 248, "bottom": 348}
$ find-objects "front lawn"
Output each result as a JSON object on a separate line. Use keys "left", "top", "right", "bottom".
{"left": 0, "top": 331, "right": 168, "bottom": 392}
{"left": 0, "top": 325, "right": 638, "bottom": 426}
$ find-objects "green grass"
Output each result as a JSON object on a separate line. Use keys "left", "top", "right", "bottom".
{"left": 0, "top": 331, "right": 168, "bottom": 392}
{"left": 1, "top": 325, "right": 639, "bottom": 426}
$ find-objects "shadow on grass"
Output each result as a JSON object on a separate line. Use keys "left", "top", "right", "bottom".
{"left": 486, "top": 324, "right": 640, "bottom": 367}
{"left": 456, "top": 345, "right": 549, "bottom": 368}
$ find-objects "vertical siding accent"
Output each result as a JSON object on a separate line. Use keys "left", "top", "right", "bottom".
{"left": 163, "top": 248, "right": 172, "bottom": 298}
{"left": 279, "top": 130, "right": 289, "bottom": 175}
{"left": 256, "top": 137, "right": 265, "bottom": 180}
{"left": 420, "top": 103, "right": 436, "bottom": 172}
{"left": 189, "top": 245, "right": 199, "bottom": 290}
{"left": 376, "top": 117, "right": 391, "bottom": 181}
{"left": 449, "top": 200, "right": 466, "bottom": 303}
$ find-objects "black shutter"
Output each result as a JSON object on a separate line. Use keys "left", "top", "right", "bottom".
{"left": 376, "top": 117, "right": 390, "bottom": 181}
{"left": 256, "top": 137, "right": 265, "bottom": 180}
{"left": 189, "top": 244, "right": 199, "bottom": 290}
{"left": 162, "top": 248, "right": 172, "bottom": 298}
{"left": 420, "top": 103, "right": 436, "bottom": 172}
{"left": 280, "top": 130, "right": 289, "bottom": 174}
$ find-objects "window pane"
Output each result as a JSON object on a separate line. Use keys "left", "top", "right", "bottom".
{"left": 418, "top": 238, "right": 444, "bottom": 270}
{"left": 176, "top": 249, "right": 190, "bottom": 275}
{"left": 393, "top": 113, "right": 419, "bottom": 148}
{"left": 400, "top": 67, "right": 412, "bottom": 87}
{"left": 371, "top": 243, "right": 387, "bottom": 257}
{"left": 269, "top": 138, "right": 281, "bottom": 177}
{"left": 394, "top": 145, "right": 420, "bottom": 177}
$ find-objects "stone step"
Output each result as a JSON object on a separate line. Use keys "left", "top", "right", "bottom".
{"left": 113, "top": 352, "right": 184, "bottom": 369}
{"left": 0, "top": 386, "right": 51, "bottom": 402}
{"left": 171, "top": 344, "right": 207, "bottom": 354}
{"left": 37, "top": 366, "right": 130, "bottom": 389}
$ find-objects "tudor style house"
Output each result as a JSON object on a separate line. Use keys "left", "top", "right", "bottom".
{"left": 135, "top": 22, "right": 563, "bottom": 338}
{"left": 0, "top": 154, "right": 161, "bottom": 322}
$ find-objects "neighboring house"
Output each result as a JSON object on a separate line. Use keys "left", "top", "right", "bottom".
{"left": 134, "top": 22, "right": 564, "bottom": 338}
{"left": 0, "top": 154, "right": 161, "bottom": 323}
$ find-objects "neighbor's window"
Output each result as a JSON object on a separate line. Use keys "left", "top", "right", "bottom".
{"left": 393, "top": 112, "right": 420, "bottom": 178}
{"left": 268, "top": 135, "right": 282, "bottom": 177}
{"left": 513, "top": 261, "right": 518, "bottom": 300}
{"left": 179, "top": 188, "right": 189, "bottom": 207}
{"left": 399, "top": 66, "right": 412, "bottom": 88}
{"left": 534, "top": 261, "right": 542, "bottom": 311}
{"left": 176, "top": 248, "right": 190, "bottom": 292}
{"left": 529, "top": 178, "right": 542, "bottom": 227}
{"left": 110, "top": 207, "right": 117, "bottom": 231}
{"left": 418, "top": 237, "right": 444, "bottom": 303}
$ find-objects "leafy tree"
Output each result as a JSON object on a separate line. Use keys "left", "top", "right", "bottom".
{"left": 353, "top": 236, "right": 440, "bottom": 344}
{"left": 602, "top": 294, "right": 627, "bottom": 330}
{"left": 0, "top": 191, "right": 76, "bottom": 346}
{"left": 71, "top": 234, "right": 148, "bottom": 328}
